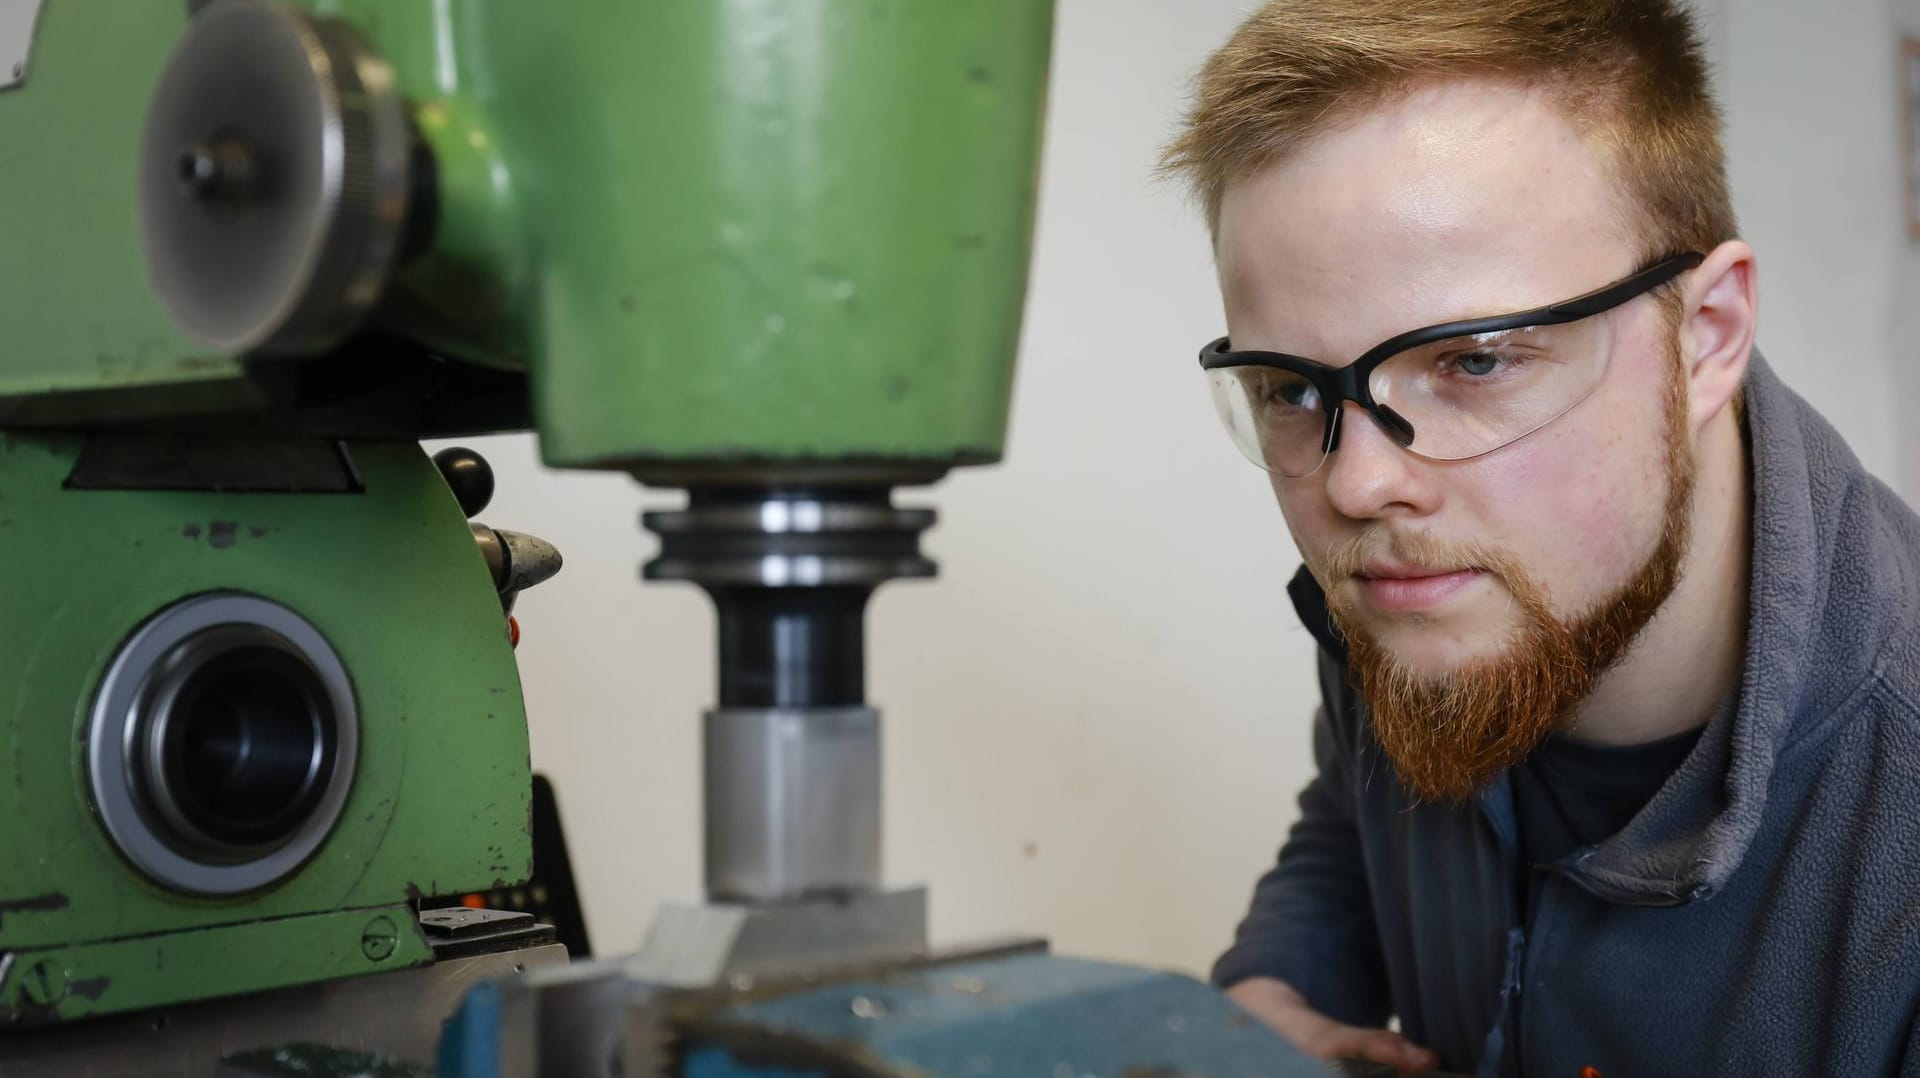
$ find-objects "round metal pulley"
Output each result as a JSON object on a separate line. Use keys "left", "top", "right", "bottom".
{"left": 137, "top": 0, "right": 412, "bottom": 356}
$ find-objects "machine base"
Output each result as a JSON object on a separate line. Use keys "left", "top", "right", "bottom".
{"left": 0, "top": 940, "right": 566, "bottom": 1076}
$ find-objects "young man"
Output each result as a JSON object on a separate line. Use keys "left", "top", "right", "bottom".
{"left": 1163, "top": 2, "right": 1920, "bottom": 1075}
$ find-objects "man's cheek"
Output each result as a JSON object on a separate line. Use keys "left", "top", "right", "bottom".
{"left": 1273, "top": 489, "right": 1333, "bottom": 565}
{"left": 1468, "top": 453, "right": 1642, "bottom": 608}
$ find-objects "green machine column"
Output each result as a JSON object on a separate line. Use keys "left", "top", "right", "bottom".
{"left": 328, "top": 0, "right": 1056, "bottom": 474}
{"left": 502, "top": 2, "right": 1053, "bottom": 472}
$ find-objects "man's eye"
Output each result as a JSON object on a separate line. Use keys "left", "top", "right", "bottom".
{"left": 1266, "top": 380, "right": 1319, "bottom": 409}
{"left": 1449, "top": 351, "right": 1511, "bottom": 377}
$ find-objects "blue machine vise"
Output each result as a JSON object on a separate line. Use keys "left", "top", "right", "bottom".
{"left": 677, "top": 951, "right": 1331, "bottom": 1078}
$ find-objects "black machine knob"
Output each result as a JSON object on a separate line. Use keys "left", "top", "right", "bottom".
{"left": 434, "top": 447, "right": 559, "bottom": 613}
{"left": 433, "top": 447, "right": 494, "bottom": 518}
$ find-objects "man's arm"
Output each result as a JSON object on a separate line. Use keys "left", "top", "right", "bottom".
{"left": 1214, "top": 699, "right": 1435, "bottom": 1072}
{"left": 1212, "top": 703, "right": 1390, "bottom": 1019}
{"left": 1227, "top": 978, "right": 1436, "bottom": 1074}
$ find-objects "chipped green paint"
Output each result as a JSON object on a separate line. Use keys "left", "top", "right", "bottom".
{"left": 0, "top": 435, "right": 530, "bottom": 1019}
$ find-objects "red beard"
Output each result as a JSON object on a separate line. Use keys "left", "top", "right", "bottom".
{"left": 1327, "top": 348, "right": 1695, "bottom": 803}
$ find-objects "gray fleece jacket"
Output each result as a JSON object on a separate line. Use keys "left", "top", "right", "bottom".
{"left": 1212, "top": 355, "right": 1920, "bottom": 1076}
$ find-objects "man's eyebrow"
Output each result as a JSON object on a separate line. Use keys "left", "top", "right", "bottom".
{"left": 1368, "top": 290, "right": 1577, "bottom": 344}
{"left": 1259, "top": 297, "right": 1552, "bottom": 363}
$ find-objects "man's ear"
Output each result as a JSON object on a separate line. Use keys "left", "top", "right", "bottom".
{"left": 1680, "top": 240, "right": 1758, "bottom": 431}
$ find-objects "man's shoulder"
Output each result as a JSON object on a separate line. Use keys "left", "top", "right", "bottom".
{"left": 1745, "top": 359, "right": 1920, "bottom": 750}
{"left": 1751, "top": 466, "right": 1920, "bottom": 866}
{"left": 1809, "top": 464, "right": 1920, "bottom": 723}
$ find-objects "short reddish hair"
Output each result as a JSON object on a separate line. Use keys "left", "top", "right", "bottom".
{"left": 1162, "top": 0, "right": 1738, "bottom": 259}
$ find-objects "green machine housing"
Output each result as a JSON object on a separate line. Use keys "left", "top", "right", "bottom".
{"left": 0, "top": 0, "right": 1051, "bottom": 1025}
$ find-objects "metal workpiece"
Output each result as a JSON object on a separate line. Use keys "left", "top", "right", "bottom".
{"left": 705, "top": 707, "right": 881, "bottom": 903}
{"left": 137, "top": 0, "right": 415, "bottom": 355}
{"left": 631, "top": 887, "right": 930, "bottom": 990}
{"left": 645, "top": 488, "right": 934, "bottom": 710}
{"left": 86, "top": 592, "right": 360, "bottom": 896}
{"left": 435, "top": 953, "right": 676, "bottom": 1078}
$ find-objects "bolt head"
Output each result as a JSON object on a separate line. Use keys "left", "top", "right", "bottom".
{"left": 360, "top": 915, "right": 400, "bottom": 962}
{"left": 20, "top": 960, "right": 67, "bottom": 1007}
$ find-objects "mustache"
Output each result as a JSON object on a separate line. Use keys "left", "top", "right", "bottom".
{"left": 1321, "top": 530, "right": 1519, "bottom": 587}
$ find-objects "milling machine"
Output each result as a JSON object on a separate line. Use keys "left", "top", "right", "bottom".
{"left": 0, "top": 2, "right": 1333, "bottom": 1074}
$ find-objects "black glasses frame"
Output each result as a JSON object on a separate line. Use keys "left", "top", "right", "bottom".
{"left": 1197, "top": 251, "right": 1705, "bottom": 459}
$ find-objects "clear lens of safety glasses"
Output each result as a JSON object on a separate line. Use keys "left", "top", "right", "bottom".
{"left": 1367, "top": 315, "right": 1614, "bottom": 461}
{"left": 1207, "top": 312, "right": 1616, "bottom": 475}
{"left": 1207, "top": 365, "right": 1334, "bottom": 476}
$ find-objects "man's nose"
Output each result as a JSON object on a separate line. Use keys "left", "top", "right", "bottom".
{"left": 1320, "top": 402, "right": 1439, "bottom": 521}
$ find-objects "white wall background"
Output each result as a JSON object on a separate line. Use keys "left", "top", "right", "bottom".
{"left": 1890, "top": 0, "right": 1920, "bottom": 490}
{"left": 1706, "top": 0, "right": 1905, "bottom": 490}
{"left": 437, "top": 0, "right": 1915, "bottom": 979}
